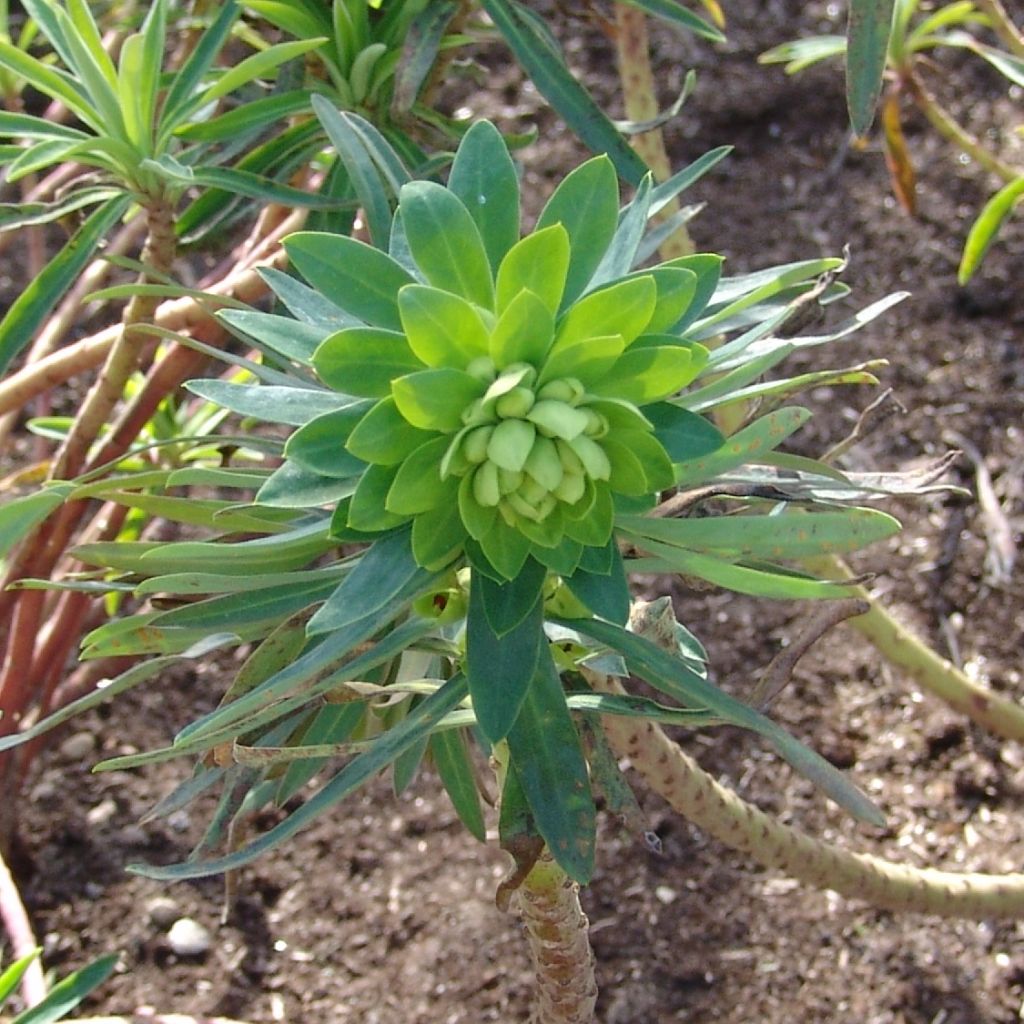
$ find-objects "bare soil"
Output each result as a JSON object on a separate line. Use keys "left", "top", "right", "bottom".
{"left": 9, "top": 2, "right": 1024, "bottom": 1022}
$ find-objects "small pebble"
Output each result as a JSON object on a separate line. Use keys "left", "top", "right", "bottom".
{"left": 654, "top": 885, "right": 678, "bottom": 905}
{"left": 146, "top": 897, "right": 180, "bottom": 928}
{"left": 85, "top": 798, "right": 117, "bottom": 826}
{"left": 30, "top": 779, "right": 60, "bottom": 806}
{"left": 118, "top": 825, "right": 149, "bottom": 847}
{"left": 167, "top": 917, "right": 211, "bottom": 957}
{"left": 59, "top": 731, "right": 97, "bottom": 760}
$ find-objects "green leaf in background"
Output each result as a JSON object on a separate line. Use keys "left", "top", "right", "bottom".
{"left": 479, "top": 0, "right": 648, "bottom": 186}
{"left": 0, "top": 195, "right": 129, "bottom": 376}
{"left": 14, "top": 953, "right": 119, "bottom": 1024}
{"left": 430, "top": 729, "right": 487, "bottom": 841}
{"left": 0, "top": 484, "right": 74, "bottom": 561}
{"left": 466, "top": 570, "right": 545, "bottom": 742}
{"left": 448, "top": 119, "right": 522, "bottom": 274}
{"left": 507, "top": 647, "right": 596, "bottom": 883}
{"left": 958, "top": 176, "right": 1024, "bottom": 284}
{"left": 618, "top": 0, "right": 725, "bottom": 42}
{"left": 285, "top": 406, "right": 371, "bottom": 478}
{"left": 846, "top": 0, "right": 896, "bottom": 136}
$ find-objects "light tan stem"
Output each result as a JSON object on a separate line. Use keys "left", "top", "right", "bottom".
{"left": 0, "top": 248, "right": 289, "bottom": 423}
{"left": 975, "top": 0, "right": 1024, "bottom": 58}
{"left": 805, "top": 553, "right": 1024, "bottom": 741}
{"left": 50, "top": 197, "right": 178, "bottom": 481}
{"left": 905, "top": 68, "right": 1020, "bottom": 184}
{"left": 613, "top": 4, "right": 694, "bottom": 258}
{"left": 514, "top": 850, "right": 598, "bottom": 1024}
{"left": 0, "top": 214, "right": 148, "bottom": 450}
{"left": 0, "top": 845, "right": 47, "bottom": 1007}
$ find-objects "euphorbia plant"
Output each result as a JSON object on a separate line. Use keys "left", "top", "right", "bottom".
{"left": 8, "top": 107, "right": 974, "bottom": 1021}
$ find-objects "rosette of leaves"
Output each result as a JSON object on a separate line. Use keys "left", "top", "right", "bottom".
{"left": 1, "top": 113, "right": 910, "bottom": 891}
{"left": 294, "top": 150, "right": 698, "bottom": 581}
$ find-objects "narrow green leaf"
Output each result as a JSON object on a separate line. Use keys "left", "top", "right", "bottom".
{"left": 0, "top": 484, "right": 74, "bottom": 560}
{"left": 255, "top": 462, "right": 358, "bottom": 509}
{"left": 448, "top": 119, "right": 521, "bottom": 273}
{"left": 618, "top": 0, "right": 724, "bottom": 41}
{"left": 480, "top": 0, "right": 647, "bottom": 185}
{"left": 307, "top": 527, "right": 435, "bottom": 636}
{"left": 466, "top": 572, "right": 545, "bottom": 741}
{"left": 184, "top": 379, "right": 356, "bottom": 427}
{"left": 0, "top": 195, "right": 129, "bottom": 376}
{"left": 430, "top": 729, "right": 486, "bottom": 840}
{"left": 15, "top": 953, "right": 118, "bottom": 1024}
{"left": 959, "top": 176, "right": 1024, "bottom": 284}
{"left": 477, "top": 557, "right": 547, "bottom": 636}
{"left": 536, "top": 156, "right": 621, "bottom": 307}
{"left": 285, "top": 232, "right": 414, "bottom": 330}
{"left": 846, "top": 0, "right": 896, "bottom": 136}
{"left": 643, "top": 402, "right": 724, "bottom": 463}
{"left": 197, "top": 38, "right": 326, "bottom": 106}
{"left": 128, "top": 676, "right": 470, "bottom": 880}
{"left": 673, "top": 407, "right": 812, "bottom": 487}
{"left": 562, "top": 616, "right": 884, "bottom": 825}
{"left": 507, "top": 647, "right": 595, "bottom": 882}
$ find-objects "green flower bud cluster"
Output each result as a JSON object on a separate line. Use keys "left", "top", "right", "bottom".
{"left": 444, "top": 362, "right": 611, "bottom": 530}
{"left": 286, "top": 121, "right": 714, "bottom": 580}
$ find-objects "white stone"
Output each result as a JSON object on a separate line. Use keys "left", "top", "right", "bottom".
{"left": 167, "top": 917, "right": 211, "bottom": 957}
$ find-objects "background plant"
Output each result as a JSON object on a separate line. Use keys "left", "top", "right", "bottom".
{"left": 760, "top": 0, "right": 1023, "bottom": 278}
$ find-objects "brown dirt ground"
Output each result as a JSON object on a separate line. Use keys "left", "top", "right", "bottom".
{"left": 6, "top": 2, "right": 1024, "bottom": 1022}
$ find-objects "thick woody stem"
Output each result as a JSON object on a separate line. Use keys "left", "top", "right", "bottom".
{"left": 514, "top": 850, "right": 598, "bottom": 1024}
{"left": 0, "top": 844, "right": 47, "bottom": 1007}
{"left": 586, "top": 606, "right": 1024, "bottom": 920}
{"left": 805, "top": 553, "right": 1024, "bottom": 741}
{"left": 613, "top": 4, "right": 694, "bottom": 258}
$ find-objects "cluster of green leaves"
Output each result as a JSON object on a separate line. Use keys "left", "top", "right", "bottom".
{"left": 761, "top": 0, "right": 1024, "bottom": 280}
{"left": 0, "top": 950, "right": 117, "bottom": 1024}
{"left": 1, "top": 104, "right": 911, "bottom": 885}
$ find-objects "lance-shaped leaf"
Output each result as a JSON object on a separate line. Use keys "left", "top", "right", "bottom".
{"left": 507, "top": 646, "right": 596, "bottom": 883}
{"left": 846, "top": 0, "right": 896, "bottom": 137}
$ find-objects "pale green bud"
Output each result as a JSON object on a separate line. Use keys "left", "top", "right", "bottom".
{"left": 555, "top": 439, "right": 585, "bottom": 476}
{"left": 466, "top": 356, "right": 497, "bottom": 382}
{"left": 569, "top": 435, "right": 611, "bottom": 481}
{"left": 506, "top": 491, "right": 543, "bottom": 522}
{"left": 523, "top": 436, "right": 564, "bottom": 492}
{"left": 472, "top": 461, "right": 501, "bottom": 507}
{"left": 582, "top": 409, "right": 609, "bottom": 439}
{"left": 495, "top": 386, "right": 535, "bottom": 419}
{"left": 486, "top": 418, "right": 536, "bottom": 472}
{"left": 536, "top": 377, "right": 583, "bottom": 404}
{"left": 497, "top": 467, "right": 524, "bottom": 494}
{"left": 552, "top": 469, "right": 586, "bottom": 504}
{"left": 526, "top": 400, "right": 589, "bottom": 441}
{"left": 519, "top": 475, "right": 549, "bottom": 506}
{"left": 462, "top": 425, "right": 494, "bottom": 465}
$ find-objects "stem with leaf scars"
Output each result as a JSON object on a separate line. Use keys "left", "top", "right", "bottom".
{"left": 804, "top": 553, "right": 1024, "bottom": 741}
{"left": 0, "top": 844, "right": 47, "bottom": 1008}
{"left": 613, "top": 4, "right": 694, "bottom": 258}
{"left": 585, "top": 604, "right": 1024, "bottom": 920}
{"left": 513, "top": 850, "right": 598, "bottom": 1024}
